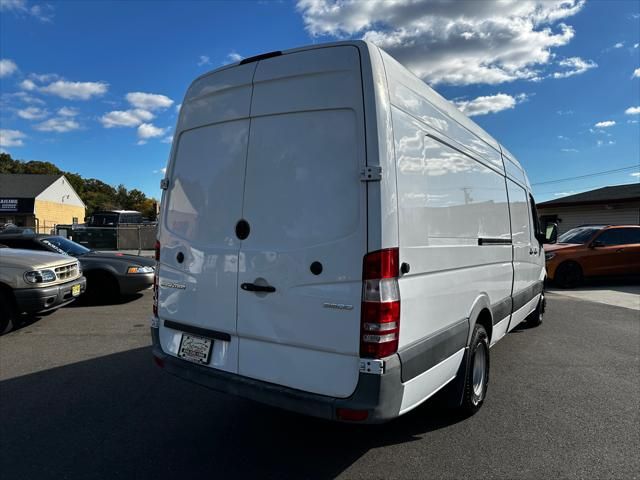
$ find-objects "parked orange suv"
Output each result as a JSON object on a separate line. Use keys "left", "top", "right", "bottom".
{"left": 545, "top": 225, "right": 640, "bottom": 287}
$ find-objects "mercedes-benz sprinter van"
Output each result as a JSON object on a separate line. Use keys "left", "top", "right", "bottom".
{"left": 151, "top": 41, "right": 546, "bottom": 423}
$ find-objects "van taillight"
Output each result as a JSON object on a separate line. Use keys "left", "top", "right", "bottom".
{"left": 360, "top": 248, "right": 400, "bottom": 359}
{"left": 154, "top": 240, "right": 160, "bottom": 261}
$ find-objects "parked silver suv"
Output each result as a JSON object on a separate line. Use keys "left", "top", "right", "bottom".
{"left": 0, "top": 247, "right": 87, "bottom": 333}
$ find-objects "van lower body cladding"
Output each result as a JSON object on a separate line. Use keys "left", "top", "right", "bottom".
{"left": 152, "top": 328, "right": 405, "bottom": 423}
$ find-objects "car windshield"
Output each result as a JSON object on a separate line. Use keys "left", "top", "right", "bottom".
{"left": 557, "top": 227, "right": 600, "bottom": 244}
{"left": 41, "top": 236, "right": 91, "bottom": 256}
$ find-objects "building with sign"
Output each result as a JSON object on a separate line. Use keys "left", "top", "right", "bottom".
{"left": 0, "top": 174, "right": 85, "bottom": 233}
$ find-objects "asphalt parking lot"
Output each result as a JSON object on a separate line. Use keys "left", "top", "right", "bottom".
{"left": 1, "top": 289, "right": 638, "bottom": 480}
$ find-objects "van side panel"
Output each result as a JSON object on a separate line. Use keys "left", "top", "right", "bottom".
{"left": 391, "top": 108, "right": 512, "bottom": 353}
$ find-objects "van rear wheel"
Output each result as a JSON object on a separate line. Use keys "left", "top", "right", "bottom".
{"left": 461, "top": 324, "right": 489, "bottom": 415}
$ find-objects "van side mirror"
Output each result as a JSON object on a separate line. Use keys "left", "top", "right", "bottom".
{"left": 543, "top": 223, "right": 558, "bottom": 244}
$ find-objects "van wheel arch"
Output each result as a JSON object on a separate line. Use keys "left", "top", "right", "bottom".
{"left": 466, "top": 295, "right": 493, "bottom": 345}
{"left": 472, "top": 309, "right": 493, "bottom": 346}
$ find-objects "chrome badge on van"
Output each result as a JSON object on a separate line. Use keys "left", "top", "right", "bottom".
{"left": 160, "top": 282, "right": 186, "bottom": 290}
{"left": 323, "top": 302, "right": 354, "bottom": 311}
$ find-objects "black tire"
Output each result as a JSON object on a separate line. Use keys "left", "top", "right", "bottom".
{"left": 85, "top": 271, "right": 120, "bottom": 302}
{"left": 0, "top": 290, "right": 17, "bottom": 335}
{"left": 527, "top": 292, "right": 545, "bottom": 327}
{"left": 554, "top": 261, "right": 583, "bottom": 288}
{"left": 461, "top": 324, "right": 490, "bottom": 415}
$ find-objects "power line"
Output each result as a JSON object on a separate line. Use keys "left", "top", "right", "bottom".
{"left": 531, "top": 165, "right": 639, "bottom": 186}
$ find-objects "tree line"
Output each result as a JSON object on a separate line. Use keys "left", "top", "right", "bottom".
{"left": 0, "top": 153, "right": 158, "bottom": 220}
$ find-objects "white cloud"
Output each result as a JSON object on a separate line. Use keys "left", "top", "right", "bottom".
{"left": 630, "top": 172, "right": 640, "bottom": 177}
{"left": 1, "top": 91, "right": 44, "bottom": 106}
{"left": 197, "top": 55, "right": 211, "bottom": 66}
{"left": 137, "top": 123, "right": 167, "bottom": 142}
{"left": 153, "top": 167, "right": 168, "bottom": 174}
{"left": 625, "top": 106, "right": 640, "bottom": 115}
{"left": 175, "top": 103, "right": 182, "bottom": 113}
{"left": 633, "top": 68, "right": 640, "bottom": 79}
{"left": 560, "top": 148, "right": 578, "bottom": 152}
{"left": 557, "top": 135, "right": 569, "bottom": 140}
{"left": 455, "top": 93, "right": 527, "bottom": 117}
{"left": 594, "top": 120, "right": 615, "bottom": 128}
{"left": 40, "top": 80, "right": 108, "bottom": 100}
{"left": 226, "top": 51, "right": 243, "bottom": 63}
{"left": 100, "top": 109, "right": 154, "bottom": 128}
{"left": 57, "top": 106, "right": 79, "bottom": 117}
{"left": 557, "top": 109, "right": 574, "bottom": 115}
{"left": 628, "top": 119, "right": 639, "bottom": 124}
{"left": 0, "top": 59, "right": 18, "bottom": 77}
{"left": 34, "top": 117, "right": 80, "bottom": 132}
{"left": 596, "top": 139, "right": 615, "bottom": 147}
{"left": 0, "top": 0, "right": 54, "bottom": 22}
{"left": 161, "top": 135, "right": 173, "bottom": 144}
{"left": 17, "top": 106, "right": 49, "bottom": 120}
{"left": 552, "top": 57, "right": 597, "bottom": 79}
{"left": 297, "top": 0, "right": 585, "bottom": 86}
{"left": 634, "top": 43, "right": 639, "bottom": 49}
{"left": 126, "top": 92, "right": 173, "bottom": 110}
{"left": 19, "top": 79, "right": 36, "bottom": 91}
{"left": 0, "top": 128, "right": 26, "bottom": 147}
{"left": 612, "top": 42, "right": 624, "bottom": 49}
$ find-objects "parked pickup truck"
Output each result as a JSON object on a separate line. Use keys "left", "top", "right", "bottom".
{"left": 0, "top": 247, "right": 86, "bottom": 334}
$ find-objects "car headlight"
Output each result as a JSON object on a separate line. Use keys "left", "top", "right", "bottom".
{"left": 24, "top": 269, "right": 56, "bottom": 284}
{"left": 127, "top": 266, "right": 155, "bottom": 274}
{"left": 545, "top": 252, "right": 556, "bottom": 261}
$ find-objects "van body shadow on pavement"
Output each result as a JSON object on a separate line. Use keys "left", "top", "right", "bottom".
{"left": 0, "top": 290, "right": 638, "bottom": 479}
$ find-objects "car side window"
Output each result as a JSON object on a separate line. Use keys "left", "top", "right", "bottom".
{"left": 595, "top": 228, "right": 640, "bottom": 246}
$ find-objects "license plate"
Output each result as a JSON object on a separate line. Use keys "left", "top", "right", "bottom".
{"left": 178, "top": 334, "right": 212, "bottom": 365}
{"left": 72, "top": 284, "right": 81, "bottom": 297}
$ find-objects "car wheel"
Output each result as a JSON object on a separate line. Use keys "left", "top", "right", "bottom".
{"left": 555, "top": 261, "right": 583, "bottom": 288}
{"left": 527, "top": 292, "right": 545, "bottom": 327}
{"left": 460, "top": 324, "right": 490, "bottom": 415}
{"left": 86, "top": 271, "right": 120, "bottom": 302}
{"left": 0, "top": 290, "right": 17, "bottom": 335}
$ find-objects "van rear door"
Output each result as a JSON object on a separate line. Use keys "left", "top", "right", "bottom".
{"left": 236, "top": 47, "right": 367, "bottom": 398}
{"left": 157, "top": 64, "right": 257, "bottom": 374}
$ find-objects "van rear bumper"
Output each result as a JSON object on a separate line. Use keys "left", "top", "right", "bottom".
{"left": 151, "top": 328, "right": 404, "bottom": 423}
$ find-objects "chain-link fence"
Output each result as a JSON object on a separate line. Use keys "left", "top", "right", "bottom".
{"left": 56, "top": 224, "right": 157, "bottom": 253}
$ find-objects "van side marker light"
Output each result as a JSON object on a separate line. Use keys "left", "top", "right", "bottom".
{"left": 359, "top": 359, "right": 384, "bottom": 375}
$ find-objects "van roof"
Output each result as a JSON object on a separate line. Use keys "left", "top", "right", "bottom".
{"left": 184, "top": 40, "right": 525, "bottom": 179}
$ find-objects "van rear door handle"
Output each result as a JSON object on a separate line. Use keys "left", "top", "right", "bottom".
{"left": 616, "top": 248, "right": 625, "bottom": 253}
{"left": 241, "top": 283, "right": 276, "bottom": 293}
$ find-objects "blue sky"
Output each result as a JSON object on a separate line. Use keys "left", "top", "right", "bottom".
{"left": 1, "top": 0, "right": 638, "bottom": 202}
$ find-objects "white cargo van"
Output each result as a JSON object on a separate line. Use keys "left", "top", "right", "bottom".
{"left": 151, "top": 41, "right": 546, "bottom": 422}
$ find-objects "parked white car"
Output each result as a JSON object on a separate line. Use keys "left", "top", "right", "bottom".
{"left": 0, "top": 247, "right": 86, "bottom": 333}
{"left": 151, "top": 40, "right": 546, "bottom": 422}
